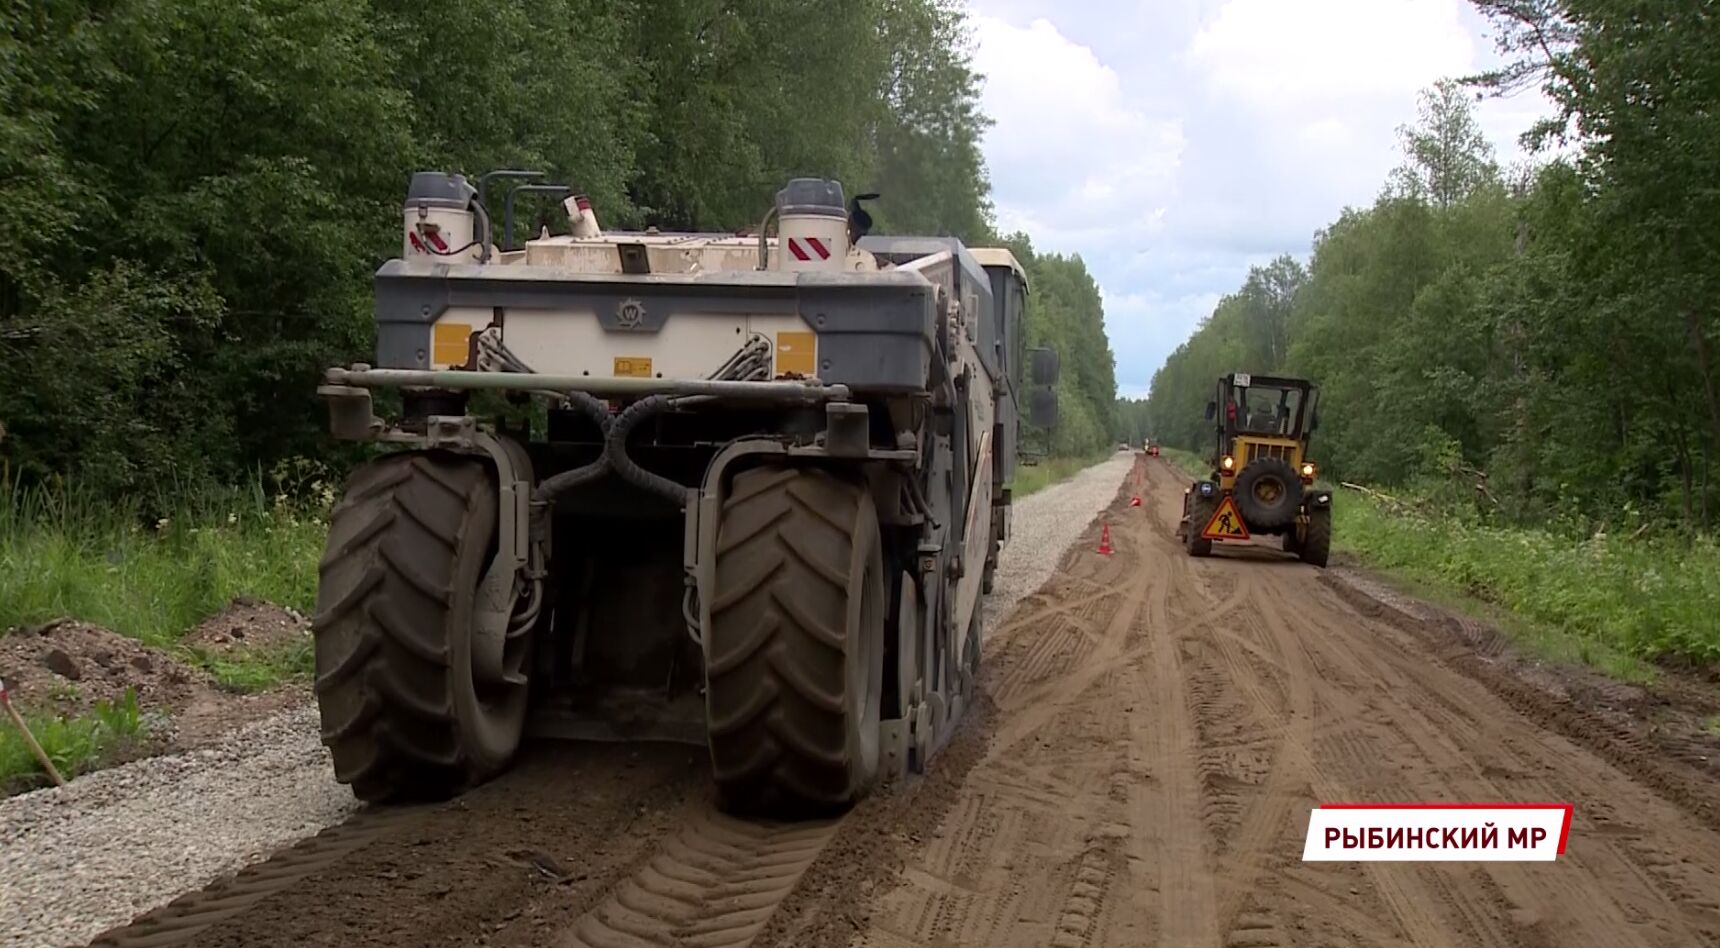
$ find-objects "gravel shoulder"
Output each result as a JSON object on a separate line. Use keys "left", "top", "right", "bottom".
{"left": 0, "top": 707, "right": 356, "bottom": 948}
{"left": 5, "top": 453, "right": 1132, "bottom": 948}
{"left": 984, "top": 451, "right": 1136, "bottom": 627}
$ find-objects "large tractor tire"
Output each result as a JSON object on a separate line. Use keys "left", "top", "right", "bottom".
{"left": 1299, "top": 506, "right": 1332, "bottom": 568}
{"left": 706, "top": 466, "right": 887, "bottom": 815}
{"left": 1234, "top": 458, "right": 1303, "bottom": 530}
{"left": 1185, "top": 495, "right": 1214, "bottom": 558}
{"left": 312, "top": 452, "right": 530, "bottom": 803}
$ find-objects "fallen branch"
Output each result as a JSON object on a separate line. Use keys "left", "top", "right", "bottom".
{"left": 1339, "top": 481, "right": 1422, "bottom": 515}
{"left": 1340, "top": 481, "right": 1401, "bottom": 503}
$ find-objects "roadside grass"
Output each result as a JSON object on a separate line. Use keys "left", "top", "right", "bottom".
{"left": 1012, "top": 451, "right": 1111, "bottom": 498}
{"left": 0, "top": 473, "right": 326, "bottom": 688}
{"left": 0, "top": 689, "right": 151, "bottom": 793}
{"left": 189, "top": 637, "right": 317, "bottom": 694}
{"left": 1333, "top": 493, "right": 1720, "bottom": 675}
{"left": 1160, "top": 447, "right": 1210, "bottom": 480}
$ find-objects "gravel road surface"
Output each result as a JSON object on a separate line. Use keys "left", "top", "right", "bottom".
{"left": 1, "top": 708, "right": 354, "bottom": 947}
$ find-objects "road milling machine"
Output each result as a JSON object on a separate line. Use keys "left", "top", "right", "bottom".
{"left": 1175, "top": 372, "right": 1332, "bottom": 567}
{"left": 311, "top": 172, "right": 1059, "bottom": 815}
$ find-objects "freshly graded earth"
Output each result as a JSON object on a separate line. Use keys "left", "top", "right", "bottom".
{"left": 22, "top": 451, "right": 1720, "bottom": 948}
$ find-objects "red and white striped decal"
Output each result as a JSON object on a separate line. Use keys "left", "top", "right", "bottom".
{"left": 786, "top": 237, "right": 832, "bottom": 261}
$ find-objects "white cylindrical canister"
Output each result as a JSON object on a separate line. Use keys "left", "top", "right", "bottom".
{"left": 402, "top": 172, "right": 483, "bottom": 263}
{"left": 773, "top": 178, "right": 850, "bottom": 273}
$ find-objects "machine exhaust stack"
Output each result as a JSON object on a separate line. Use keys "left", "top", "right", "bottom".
{"left": 773, "top": 177, "right": 849, "bottom": 272}
{"left": 564, "top": 194, "right": 603, "bottom": 238}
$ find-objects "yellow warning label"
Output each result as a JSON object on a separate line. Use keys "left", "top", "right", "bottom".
{"left": 613, "top": 356, "right": 653, "bottom": 378}
{"left": 774, "top": 330, "right": 817, "bottom": 377}
{"left": 1201, "top": 495, "right": 1250, "bottom": 541}
{"left": 431, "top": 322, "right": 473, "bottom": 368}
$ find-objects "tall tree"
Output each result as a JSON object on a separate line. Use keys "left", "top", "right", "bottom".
{"left": 1388, "top": 79, "right": 1500, "bottom": 208}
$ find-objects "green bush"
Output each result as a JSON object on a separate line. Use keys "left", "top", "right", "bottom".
{"left": 0, "top": 689, "right": 148, "bottom": 792}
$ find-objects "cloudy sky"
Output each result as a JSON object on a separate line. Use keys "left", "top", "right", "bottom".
{"left": 962, "top": 0, "right": 1557, "bottom": 398}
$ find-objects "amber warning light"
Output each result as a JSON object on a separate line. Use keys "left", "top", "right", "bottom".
{"left": 1302, "top": 803, "right": 1574, "bottom": 862}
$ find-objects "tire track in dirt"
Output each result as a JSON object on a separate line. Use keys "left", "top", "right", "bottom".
{"left": 1274, "top": 570, "right": 1720, "bottom": 946}
{"left": 83, "top": 746, "right": 707, "bottom": 948}
{"left": 823, "top": 456, "right": 1720, "bottom": 948}
{"left": 843, "top": 486, "right": 1155, "bottom": 948}
{"left": 85, "top": 809, "right": 424, "bottom": 948}
{"left": 563, "top": 812, "right": 838, "bottom": 948}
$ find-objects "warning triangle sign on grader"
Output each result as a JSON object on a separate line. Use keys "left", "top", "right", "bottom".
{"left": 1200, "top": 495, "right": 1250, "bottom": 542}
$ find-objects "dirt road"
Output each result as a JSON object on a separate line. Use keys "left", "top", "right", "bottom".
{"left": 87, "top": 456, "right": 1720, "bottom": 947}
{"left": 821, "top": 458, "right": 1720, "bottom": 948}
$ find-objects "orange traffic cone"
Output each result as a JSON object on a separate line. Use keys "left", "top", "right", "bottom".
{"left": 1097, "top": 522, "right": 1114, "bottom": 555}
{"left": 1129, "top": 496, "right": 1141, "bottom": 507}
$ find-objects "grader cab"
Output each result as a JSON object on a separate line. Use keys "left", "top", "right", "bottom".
{"left": 1175, "top": 372, "right": 1332, "bottom": 566}
{"left": 310, "top": 171, "right": 1057, "bottom": 816}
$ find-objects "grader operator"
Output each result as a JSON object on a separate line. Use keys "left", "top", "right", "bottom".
{"left": 1175, "top": 372, "right": 1332, "bottom": 566}
{"left": 309, "top": 171, "right": 1057, "bottom": 817}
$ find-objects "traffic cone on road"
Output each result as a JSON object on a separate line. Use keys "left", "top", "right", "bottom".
{"left": 1097, "top": 522, "right": 1114, "bottom": 556}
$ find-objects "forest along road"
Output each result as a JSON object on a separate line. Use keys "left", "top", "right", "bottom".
{"left": 79, "top": 453, "right": 1720, "bottom": 948}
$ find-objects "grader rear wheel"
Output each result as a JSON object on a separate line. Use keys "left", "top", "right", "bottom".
{"left": 311, "top": 452, "right": 530, "bottom": 803}
{"left": 706, "top": 465, "right": 887, "bottom": 815}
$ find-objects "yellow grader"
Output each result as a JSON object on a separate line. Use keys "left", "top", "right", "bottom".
{"left": 311, "top": 172, "right": 1058, "bottom": 816}
{"left": 1175, "top": 372, "right": 1332, "bottom": 566}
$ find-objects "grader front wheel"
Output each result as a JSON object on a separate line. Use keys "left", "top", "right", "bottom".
{"left": 1299, "top": 506, "right": 1332, "bottom": 568}
{"left": 706, "top": 466, "right": 887, "bottom": 815}
{"left": 1185, "top": 496, "right": 1214, "bottom": 558}
{"left": 311, "top": 452, "right": 531, "bottom": 803}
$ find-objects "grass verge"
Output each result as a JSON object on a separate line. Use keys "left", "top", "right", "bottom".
{"left": 190, "top": 638, "right": 317, "bottom": 693}
{"left": 1012, "top": 451, "right": 1111, "bottom": 498}
{"left": 1, "top": 689, "right": 150, "bottom": 793}
{"left": 1160, "top": 447, "right": 1210, "bottom": 480}
{"left": 1, "top": 474, "right": 326, "bottom": 687}
{"left": 1333, "top": 492, "right": 1720, "bottom": 676}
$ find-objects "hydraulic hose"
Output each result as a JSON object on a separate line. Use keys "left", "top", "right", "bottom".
{"left": 530, "top": 391, "right": 612, "bottom": 510}
{"left": 529, "top": 392, "right": 694, "bottom": 513}
{"left": 606, "top": 395, "right": 695, "bottom": 507}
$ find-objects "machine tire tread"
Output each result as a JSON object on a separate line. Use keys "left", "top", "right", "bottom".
{"left": 1186, "top": 495, "right": 1214, "bottom": 558}
{"left": 1300, "top": 506, "right": 1332, "bottom": 568}
{"left": 708, "top": 465, "right": 879, "bottom": 813}
{"left": 1233, "top": 457, "right": 1302, "bottom": 530}
{"left": 311, "top": 452, "right": 499, "bottom": 803}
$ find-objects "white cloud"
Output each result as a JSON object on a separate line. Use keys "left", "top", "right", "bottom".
{"left": 1187, "top": 0, "right": 1476, "bottom": 110}
{"left": 961, "top": 0, "right": 1560, "bottom": 393}
{"left": 971, "top": 17, "right": 1185, "bottom": 247}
